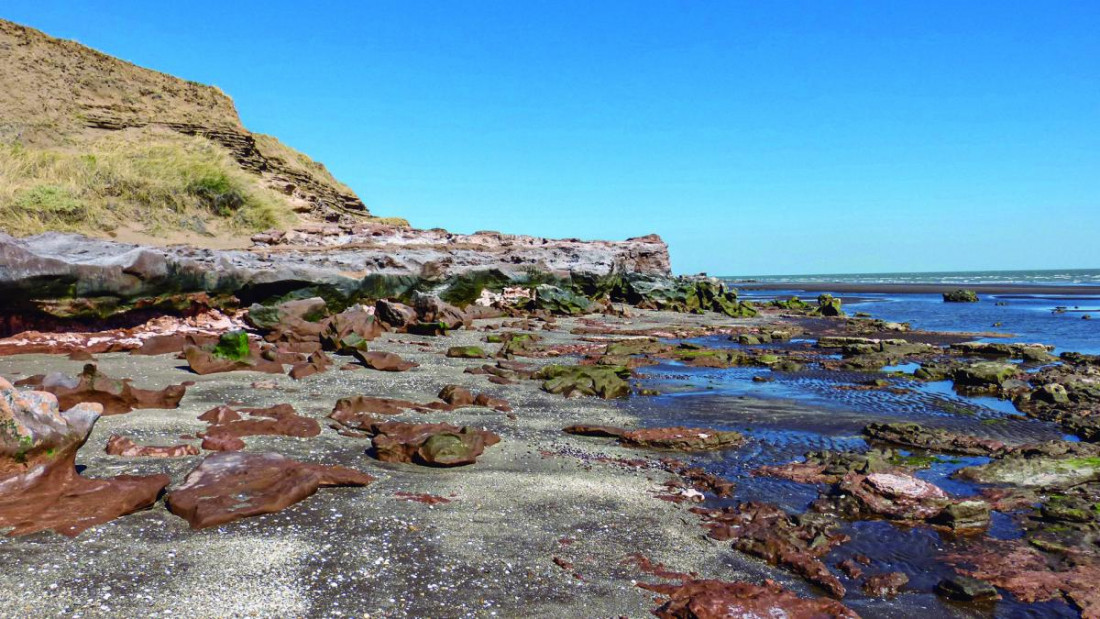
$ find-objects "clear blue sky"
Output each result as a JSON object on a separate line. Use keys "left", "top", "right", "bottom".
{"left": 5, "top": 2, "right": 1098, "bottom": 275}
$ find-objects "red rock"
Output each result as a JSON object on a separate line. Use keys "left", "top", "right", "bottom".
{"left": 474, "top": 393, "right": 512, "bottom": 412}
{"left": 0, "top": 377, "right": 169, "bottom": 537}
{"left": 288, "top": 350, "right": 333, "bottom": 380}
{"left": 201, "top": 435, "right": 245, "bottom": 451}
{"left": 841, "top": 472, "right": 949, "bottom": 520}
{"left": 692, "top": 501, "right": 848, "bottom": 598}
{"left": 67, "top": 350, "right": 94, "bottom": 361}
{"left": 165, "top": 452, "right": 374, "bottom": 529}
{"left": 370, "top": 421, "right": 500, "bottom": 467}
{"left": 14, "top": 364, "right": 186, "bottom": 415}
{"left": 199, "top": 403, "right": 321, "bottom": 442}
{"left": 132, "top": 333, "right": 217, "bottom": 356}
{"left": 944, "top": 539, "right": 1100, "bottom": 614}
{"left": 863, "top": 572, "right": 909, "bottom": 598}
{"left": 352, "top": 350, "right": 419, "bottom": 372}
{"left": 375, "top": 299, "right": 417, "bottom": 330}
{"left": 438, "top": 384, "right": 476, "bottom": 406}
{"left": 394, "top": 491, "right": 451, "bottom": 505}
{"left": 105, "top": 435, "right": 200, "bottom": 458}
{"left": 640, "top": 578, "right": 860, "bottom": 619}
{"left": 327, "top": 396, "right": 434, "bottom": 432}
{"left": 183, "top": 345, "right": 285, "bottom": 375}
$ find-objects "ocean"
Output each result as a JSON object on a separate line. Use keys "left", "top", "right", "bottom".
{"left": 722, "top": 268, "right": 1100, "bottom": 286}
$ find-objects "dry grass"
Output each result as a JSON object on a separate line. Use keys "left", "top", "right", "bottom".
{"left": 0, "top": 129, "right": 294, "bottom": 237}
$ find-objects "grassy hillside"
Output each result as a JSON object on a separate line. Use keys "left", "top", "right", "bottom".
{"left": 0, "top": 18, "right": 399, "bottom": 245}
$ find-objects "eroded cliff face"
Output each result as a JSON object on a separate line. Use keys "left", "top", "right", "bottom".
{"left": 0, "top": 225, "right": 672, "bottom": 333}
{"left": 0, "top": 19, "right": 367, "bottom": 227}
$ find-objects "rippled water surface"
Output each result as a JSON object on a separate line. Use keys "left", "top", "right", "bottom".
{"left": 620, "top": 329, "right": 1083, "bottom": 616}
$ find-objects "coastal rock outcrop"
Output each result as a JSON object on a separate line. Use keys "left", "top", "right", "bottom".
{"left": 15, "top": 363, "right": 187, "bottom": 415}
{"left": 165, "top": 452, "right": 374, "bottom": 528}
{"left": 0, "top": 377, "right": 169, "bottom": 536}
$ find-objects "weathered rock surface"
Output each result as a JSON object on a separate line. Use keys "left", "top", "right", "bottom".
{"left": 198, "top": 403, "right": 321, "bottom": 443}
{"left": 943, "top": 289, "right": 979, "bottom": 303}
{"left": 620, "top": 427, "right": 744, "bottom": 452}
{"left": 692, "top": 501, "right": 848, "bottom": 598}
{"left": 640, "top": 578, "right": 860, "bottom": 619}
{"left": 862, "top": 422, "right": 1007, "bottom": 456}
{"left": 0, "top": 229, "right": 670, "bottom": 331}
{"left": 538, "top": 364, "right": 631, "bottom": 399}
{"left": 15, "top": 363, "right": 186, "bottom": 415}
{"left": 352, "top": 350, "right": 419, "bottom": 372}
{"left": 165, "top": 452, "right": 374, "bottom": 529}
{"left": 106, "top": 435, "right": 200, "bottom": 458}
{"left": 370, "top": 422, "right": 501, "bottom": 467}
{"left": 838, "top": 472, "right": 949, "bottom": 520}
{"left": 0, "top": 377, "right": 169, "bottom": 536}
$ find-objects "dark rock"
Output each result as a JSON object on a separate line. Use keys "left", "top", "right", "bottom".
{"left": 620, "top": 427, "right": 744, "bottom": 452}
{"left": 562, "top": 424, "right": 628, "bottom": 438}
{"left": 374, "top": 299, "right": 417, "bottom": 329}
{"left": 862, "top": 422, "right": 1006, "bottom": 456}
{"left": 944, "top": 289, "right": 979, "bottom": 303}
{"left": 692, "top": 501, "right": 848, "bottom": 598}
{"left": 438, "top": 384, "right": 476, "bottom": 406}
{"left": 934, "top": 575, "right": 1000, "bottom": 602}
{"left": 165, "top": 452, "right": 374, "bottom": 528}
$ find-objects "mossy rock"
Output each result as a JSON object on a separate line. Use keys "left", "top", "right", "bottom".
{"left": 538, "top": 364, "right": 631, "bottom": 399}
{"left": 212, "top": 330, "right": 250, "bottom": 360}
{"left": 446, "top": 346, "right": 487, "bottom": 359}
{"left": 943, "top": 289, "right": 979, "bottom": 303}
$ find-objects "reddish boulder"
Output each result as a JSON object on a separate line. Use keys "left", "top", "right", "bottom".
{"left": 438, "top": 384, "right": 476, "bottom": 406}
{"left": 15, "top": 364, "right": 186, "bottom": 415}
{"left": 165, "top": 452, "right": 374, "bottom": 529}
{"left": 370, "top": 421, "right": 500, "bottom": 467}
{"left": 352, "top": 350, "right": 419, "bottom": 372}
{"left": 199, "top": 403, "right": 321, "bottom": 443}
{"left": 288, "top": 350, "right": 333, "bottom": 380}
{"left": 474, "top": 393, "right": 512, "bottom": 412}
{"left": 640, "top": 578, "right": 860, "bottom": 619}
{"left": 0, "top": 377, "right": 169, "bottom": 537}
{"left": 106, "top": 435, "right": 200, "bottom": 458}
{"left": 840, "top": 472, "right": 949, "bottom": 520}
{"left": 201, "top": 435, "right": 245, "bottom": 452}
{"left": 375, "top": 299, "right": 417, "bottom": 330}
{"left": 183, "top": 344, "right": 285, "bottom": 376}
{"left": 327, "top": 396, "right": 434, "bottom": 432}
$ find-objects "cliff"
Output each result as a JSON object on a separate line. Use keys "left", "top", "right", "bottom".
{"left": 0, "top": 18, "right": 369, "bottom": 240}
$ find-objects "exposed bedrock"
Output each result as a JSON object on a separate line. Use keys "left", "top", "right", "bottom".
{"left": 0, "top": 376, "right": 169, "bottom": 536}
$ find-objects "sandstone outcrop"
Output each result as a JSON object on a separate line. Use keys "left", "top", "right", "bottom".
{"left": 0, "top": 377, "right": 169, "bottom": 536}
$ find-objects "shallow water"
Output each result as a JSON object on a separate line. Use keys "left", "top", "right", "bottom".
{"left": 742, "top": 289, "right": 1100, "bottom": 354}
{"left": 621, "top": 332, "right": 1083, "bottom": 615}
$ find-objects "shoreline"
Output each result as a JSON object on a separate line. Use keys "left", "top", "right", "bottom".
{"left": 730, "top": 281, "right": 1100, "bottom": 296}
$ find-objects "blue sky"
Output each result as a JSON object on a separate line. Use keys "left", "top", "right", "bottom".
{"left": 5, "top": 2, "right": 1098, "bottom": 275}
